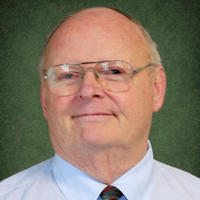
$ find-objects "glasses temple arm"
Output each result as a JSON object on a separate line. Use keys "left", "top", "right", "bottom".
{"left": 132, "top": 63, "right": 156, "bottom": 73}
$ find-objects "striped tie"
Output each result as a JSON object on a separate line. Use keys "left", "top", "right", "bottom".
{"left": 100, "top": 186, "right": 123, "bottom": 200}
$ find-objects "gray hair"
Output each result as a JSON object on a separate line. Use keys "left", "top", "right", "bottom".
{"left": 38, "top": 7, "right": 161, "bottom": 80}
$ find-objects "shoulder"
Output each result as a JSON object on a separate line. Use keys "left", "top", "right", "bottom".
{"left": 154, "top": 160, "right": 200, "bottom": 183}
{"left": 0, "top": 158, "right": 53, "bottom": 198}
{"left": 152, "top": 160, "right": 200, "bottom": 199}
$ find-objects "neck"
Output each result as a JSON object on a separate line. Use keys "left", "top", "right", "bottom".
{"left": 54, "top": 141, "right": 148, "bottom": 185}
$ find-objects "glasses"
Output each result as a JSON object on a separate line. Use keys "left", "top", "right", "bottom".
{"left": 43, "top": 60, "right": 155, "bottom": 96}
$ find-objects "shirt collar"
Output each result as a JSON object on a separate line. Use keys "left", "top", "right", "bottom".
{"left": 52, "top": 141, "right": 154, "bottom": 200}
{"left": 112, "top": 141, "right": 154, "bottom": 200}
{"left": 52, "top": 154, "right": 106, "bottom": 200}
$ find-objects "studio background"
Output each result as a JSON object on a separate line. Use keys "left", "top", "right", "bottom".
{"left": 0, "top": 0, "right": 200, "bottom": 180}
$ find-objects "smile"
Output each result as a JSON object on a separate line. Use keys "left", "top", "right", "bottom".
{"left": 72, "top": 113, "right": 115, "bottom": 118}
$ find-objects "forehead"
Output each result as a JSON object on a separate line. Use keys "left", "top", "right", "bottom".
{"left": 45, "top": 8, "right": 150, "bottom": 67}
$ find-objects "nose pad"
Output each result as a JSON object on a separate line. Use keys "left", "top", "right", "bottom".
{"left": 93, "top": 70, "right": 99, "bottom": 79}
{"left": 76, "top": 70, "right": 104, "bottom": 100}
{"left": 82, "top": 67, "right": 101, "bottom": 88}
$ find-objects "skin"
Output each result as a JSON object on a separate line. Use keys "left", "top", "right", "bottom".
{"left": 41, "top": 7, "right": 166, "bottom": 184}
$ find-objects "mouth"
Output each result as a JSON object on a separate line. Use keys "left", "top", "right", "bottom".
{"left": 72, "top": 113, "right": 116, "bottom": 119}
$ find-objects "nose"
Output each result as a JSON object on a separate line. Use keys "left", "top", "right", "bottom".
{"left": 76, "top": 70, "right": 105, "bottom": 100}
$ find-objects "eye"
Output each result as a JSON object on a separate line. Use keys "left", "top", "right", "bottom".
{"left": 110, "top": 68, "right": 123, "bottom": 74}
{"left": 58, "top": 71, "right": 81, "bottom": 81}
{"left": 63, "top": 73, "right": 75, "bottom": 79}
{"left": 103, "top": 67, "right": 125, "bottom": 75}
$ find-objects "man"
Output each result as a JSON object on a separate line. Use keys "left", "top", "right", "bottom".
{"left": 0, "top": 7, "right": 199, "bottom": 200}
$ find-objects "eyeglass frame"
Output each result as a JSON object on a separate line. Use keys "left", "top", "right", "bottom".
{"left": 42, "top": 60, "right": 156, "bottom": 94}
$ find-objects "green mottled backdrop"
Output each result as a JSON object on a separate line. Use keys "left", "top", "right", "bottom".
{"left": 0, "top": 0, "right": 200, "bottom": 180}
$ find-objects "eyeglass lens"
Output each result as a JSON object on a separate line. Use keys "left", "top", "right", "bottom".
{"left": 46, "top": 60, "right": 133, "bottom": 96}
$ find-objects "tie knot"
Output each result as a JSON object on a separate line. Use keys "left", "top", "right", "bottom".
{"left": 100, "top": 186, "right": 123, "bottom": 200}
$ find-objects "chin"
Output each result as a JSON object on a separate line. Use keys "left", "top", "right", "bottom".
{"left": 78, "top": 129, "right": 121, "bottom": 148}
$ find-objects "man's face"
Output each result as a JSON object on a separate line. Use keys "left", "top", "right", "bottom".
{"left": 41, "top": 8, "right": 165, "bottom": 155}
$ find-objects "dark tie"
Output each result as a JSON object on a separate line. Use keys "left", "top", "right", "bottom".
{"left": 100, "top": 186, "right": 123, "bottom": 200}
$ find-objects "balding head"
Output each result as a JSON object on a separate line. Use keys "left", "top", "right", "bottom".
{"left": 38, "top": 7, "right": 161, "bottom": 78}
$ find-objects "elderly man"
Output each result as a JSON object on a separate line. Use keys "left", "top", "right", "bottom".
{"left": 0, "top": 7, "right": 199, "bottom": 200}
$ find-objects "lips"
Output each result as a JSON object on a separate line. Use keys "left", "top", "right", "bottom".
{"left": 72, "top": 113, "right": 115, "bottom": 118}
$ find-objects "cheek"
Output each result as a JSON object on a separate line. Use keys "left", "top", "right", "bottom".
{"left": 117, "top": 79, "right": 154, "bottom": 126}
{"left": 45, "top": 94, "right": 74, "bottom": 121}
{"left": 134, "top": 75, "right": 154, "bottom": 110}
{"left": 45, "top": 95, "right": 75, "bottom": 143}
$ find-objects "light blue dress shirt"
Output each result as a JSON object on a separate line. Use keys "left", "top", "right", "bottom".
{"left": 1, "top": 141, "right": 200, "bottom": 200}
{"left": 51, "top": 141, "right": 154, "bottom": 200}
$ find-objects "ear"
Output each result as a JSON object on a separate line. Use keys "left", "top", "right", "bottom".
{"left": 152, "top": 65, "right": 166, "bottom": 112}
{"left": 40, "top": 83, "right": 48, "bottom": 119}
